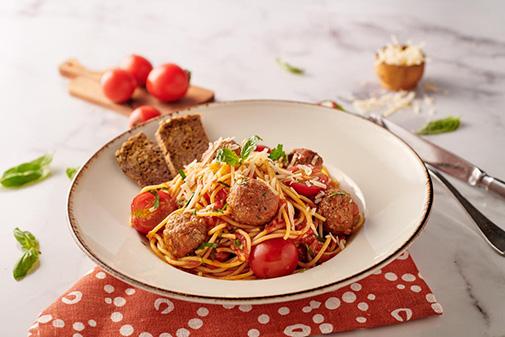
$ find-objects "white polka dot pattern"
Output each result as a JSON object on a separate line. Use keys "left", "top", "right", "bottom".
{"left": 188, "top": 318, "right": 203, "bottom": 329}
{"left": 247, "top": 328, "right": 260, "bottom": 337}
{"left": 119, "top": 324, "right": 134, "bottom": 336}
{"left": 28, "top": 254, "right": 442, "bottom": 337}
{"left": 258, "top": 314, "right": 270, "bottom": 324}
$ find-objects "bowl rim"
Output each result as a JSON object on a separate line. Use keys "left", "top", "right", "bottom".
{"left": 67, "top": 99, "right": 433, "bottom": 304}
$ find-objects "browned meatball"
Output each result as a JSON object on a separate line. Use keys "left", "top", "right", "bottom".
{"left": 163, "top": 212, "right": 208, "bottom": 258}
{"left": 288, "top": 148, "right": 323, "bottom": 168}
{"left": 202, "top": 138, "right": 241, "bottom": 163}
{"left": 318, "top": 190, "right": 361, "bottom": 235}
{"left": 227, "top": 178, "right": 279, "bottom": 226}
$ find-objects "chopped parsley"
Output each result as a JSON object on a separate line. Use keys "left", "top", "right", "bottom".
{"left": 328, "top": 190, "right": 347, "bottom": 198}
{"left": 149, "top": 191, "right": 160, "bottom": 212}
{"left": 198, "top": 242, "right": 218, "bottom": 250}
{"left": 178, "top": 169, "right": 186, "bottom": 180}
{"left": 218, "top": 181, "right": 231, "bottom": 188}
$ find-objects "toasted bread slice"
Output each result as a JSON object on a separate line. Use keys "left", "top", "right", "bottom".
{"left": 115, "top": 132, "right": 171, "bottom": 187}
{"left": 155, "top": 115, "right": 210, "bottom": 176}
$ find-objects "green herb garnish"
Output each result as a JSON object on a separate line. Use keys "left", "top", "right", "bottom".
{"left": 276, "top": 58, "right": 305, "bottom": 75}
{"left": 240, "top": 135, "right": 263, "bottom": 161}
{"left": 234, "top": 239, "right": 242, "bottom": 247}
{"left": 184, "top": 193, "right": 195, "bottom": 208}
{"left": 66, "top": 167, "right": 79, "bottom": 180}
{"left": 13, "top": 228, "right": 40, "bottom": 281}
{"left": 178, "top": 169, "right": 186, "bottom": 180}
{"left": 216, "top": 135, "right": 263, "bottom": 166}
{"left": 149, "top": 191, "right": 160, "bottom": 212}
{"left": 328, "top": 190, "right": 347, "bottom": 198}
{"left": 417, "top": 116, "right": 461, "bottom": 135}
{"left": 1, "top": 154, "right": 52, "bottom": 188}
{"left": 198, "top": 242, "right": 218, "bottom": 250}
{"left": 216, "top": 148, "right": 240, "bottom": 166}
{"left": 305, "top": 244, "right": 314, "bottom": 259}
{"left": 269, "top": 144, "right": 286, "bottom": 161}
{"left": 218, "top": 181, "right": 231, "bottom": 188}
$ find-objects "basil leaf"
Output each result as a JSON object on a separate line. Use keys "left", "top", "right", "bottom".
{"left": 66, "top": 167, "right": 79, "bottom": 180}
{"left": 240, "top": 135, "right": 263, "bottom": 161}
{"left": 417, "top": 116, "right": 460, "bottom": 135}
{"left": 13, "top": 248, "right": 39, "bottom": 281}
{"left": 13, "top": 228, "right": 39, "bottom": 252}
{"left": 1, "top": 154, "right": 52, "bottom": 188}
{"left": 178, "top": 169, "right": 186, "bottom": 180}
{"left": 269, "top": 144, "right": 286, "bottom": 161}
{"left": 216, "top": 148, "right": 240, "bottom": 166}
{"left": 198, "top": 242, "right": 218, "bottom": 250}
{"left": 276, "top": 58, "right": 305, "bottom": 75}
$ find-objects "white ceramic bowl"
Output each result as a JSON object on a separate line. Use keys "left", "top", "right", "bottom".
{"left": 67, "top": 100, "right": 432, "bottom": 304}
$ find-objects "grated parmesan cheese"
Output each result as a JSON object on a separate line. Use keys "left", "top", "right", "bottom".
{"left": 352, "top": 90, "right": 416, "bottom": 117}
{"left": 376, "top": 42, "right": 425, "bottom": 66}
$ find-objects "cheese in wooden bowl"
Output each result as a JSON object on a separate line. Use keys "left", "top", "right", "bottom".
{"left": 375, "top": 43, "right": 425, "bottom": 91}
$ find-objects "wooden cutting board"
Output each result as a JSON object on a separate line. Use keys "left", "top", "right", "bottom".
{"left": 58, "top": 58, "right": 215, "bottom": 116}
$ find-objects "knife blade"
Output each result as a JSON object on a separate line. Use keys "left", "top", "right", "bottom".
{"left": 368, "top": 114, "right": 505, "bottom": 199}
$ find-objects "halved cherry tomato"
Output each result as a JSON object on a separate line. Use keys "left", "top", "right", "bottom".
{"left": 130, "top": 190, "right": 177, "bottom": 234}
{"left": 255, "top": 144, "right": 270, "bottom": 152}
{"left": 249, "top": 238, "right": 298, "bottom": 278}
{"left": 289, "top": 182, "right": 323, "bottom": 198}
{"left": 128, "top": 105, "right": 161, "bottom": 128}
{"left": 287, "top": 166, "right": 329, "bottom": 198}
{"left": 214, "top": 188, "right": 228, "bottom": 209}
{"left": 146, "top": 64, "right": 189, "bottom": 102}
{"left": 100, "top": 68, "right": 137, "bottom": 103}
{"left": 121, "top": 54, "right": 153, "bottom": 87}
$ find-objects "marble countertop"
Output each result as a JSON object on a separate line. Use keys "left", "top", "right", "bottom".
{"left": 1, "top": 0, "right": 504, "bottom": 336}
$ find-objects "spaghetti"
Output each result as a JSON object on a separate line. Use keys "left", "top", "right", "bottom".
{"left": 132, "top": 137, "right": 364, "bottom": 279}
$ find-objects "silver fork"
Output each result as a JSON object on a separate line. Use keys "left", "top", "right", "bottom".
{"left": 426, "top": 163, "right": 505, "bottom": 255}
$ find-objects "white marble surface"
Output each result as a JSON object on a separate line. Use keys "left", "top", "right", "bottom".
{"left": 1, "top": 0, "right": 505, "bottom": 336}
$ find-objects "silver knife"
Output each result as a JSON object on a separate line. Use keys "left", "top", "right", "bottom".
{"left": 368, "top": 114, "right": 505, "bottom": 199}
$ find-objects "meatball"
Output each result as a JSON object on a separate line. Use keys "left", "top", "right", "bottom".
{"left": 227, "top": 178, "right": 279, "bottom": 226}
{"left": 163, "top": 212, "right": 208, "bottom": 258}
{"left": 202, "top": 138, "right": 241, "bottom": 163}
{"left": 318, "top": 190, "right": 361, "bottom": 235}
{"left": 288, "top": 148, "right": 323, "bottom": 168}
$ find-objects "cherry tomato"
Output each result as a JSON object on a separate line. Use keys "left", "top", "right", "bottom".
{"left": 128, "top": 105, "right": 161, "bottom": 128}
{"left": 289, "top": 182, "right": 324, "bottom": 198}
{"left": 146, "top": 64, "right": 189, "bottom": 102}
{"left": 130, "top": 190, "right": 177, "bottom": 234}
{"left": 100, "top": 68, "right": 137, "bottom": 103}
{"left": 287, "top": 167, "right": 329, "bottom": 198}
{"left": 249, "top": 238, "right": 298, "bottom": 278}
{"left": 255, "top": 144, "right": 270, "bottom": 152}
{"left": 214, "top": 188, "right": 228, "bottom": 209}
{"left": 121, "top": 54, "right": 153, "bottom": 87}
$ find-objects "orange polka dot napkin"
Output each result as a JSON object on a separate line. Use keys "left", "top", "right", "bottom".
{"left": 29, "top": 251, "right": 442, "bottom": 337}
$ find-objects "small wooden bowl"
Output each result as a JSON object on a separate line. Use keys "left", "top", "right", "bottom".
{"left": 374, "top": 45, "right": 425, "bottom": 91}
{"left": 375, "top": 61, "right": 425, "bottom": 91}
